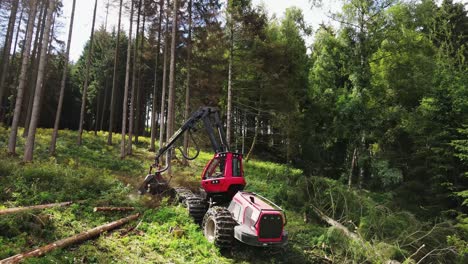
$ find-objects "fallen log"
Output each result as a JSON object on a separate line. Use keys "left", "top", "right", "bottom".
{"left": 310, "top": 204, "right": 359, "bottom": 240}
{"left": 0, "top": 201, "right": 73, "bottom": 216}
{"left": 93, "top": 206, "right": 135, "bottom": 212}
{"left": 0, "top": 213, "right": 140, "bottom": 264}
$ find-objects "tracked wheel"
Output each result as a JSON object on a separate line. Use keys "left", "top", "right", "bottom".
{"left": 185, "top": 195, "right": 208, "bottom": 223}
{"left": 202, "top": 206, "right": 236, "bottom": 248}
{"left": 173, "top": 187, "right": 193, "bottom": 203}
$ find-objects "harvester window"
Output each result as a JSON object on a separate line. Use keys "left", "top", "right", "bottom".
{"left": 232, "top": 158, "right": 241, "bottom": 177}
{"left": 204, "top": 157, "right": 225, "bottom": 179}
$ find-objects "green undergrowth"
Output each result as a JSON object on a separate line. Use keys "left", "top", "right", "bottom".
{"left": 0, "top": 127, "right": 465, "bottom": 263}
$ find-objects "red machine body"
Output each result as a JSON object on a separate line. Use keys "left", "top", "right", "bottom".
{"left": 228, "top": 192, "right": 287, "bottom": 246}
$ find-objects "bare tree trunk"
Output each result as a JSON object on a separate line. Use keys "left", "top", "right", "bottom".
{"left": 23, "top": 1, "right": 46, "bottom": 137}
{"left": 358, "top": 132, "right": 366, "bottom": 189}
{"left": 104, "top": 0, "right": 110, "bottom": 31}
{"left": 100, "top": 77, "right": 109, "bottom": 130}
{"left": 107, "top": 0, "right": 123, "bottom": 145}
{"left": 246, "top": 107, "right": 260, "bottom": 162}
{"left": 166, "top": 0, "right": 178, "bottom": 174}
{"left": 149, "top": 0, "right": 163, "bottom": 151}
{"left": 135, "top": 5, "right": 146, "bottom": 144}
{"left": 120, "top": 0, "right": 134, "bottom": 159}
{"left": 49, "top": 0, "right": 76, "bottom": 155}
{"left": 226, "top": 1, "right": 233, "bottom": 146}
{"left": 182, "top": 0, "right": 192, "bottom": 157}
{"left": 0, "top": 201, "right": 72, "bottom": 216}
{"left": 23, "top": 0, "right": 55, "bottom": 162}
{"left": 77, "top": 0, "right": 98, "bottom": 145}
{"left": 7, "top": 0, "right": 38, "bottom": 155}
{"left": 128, "top": 0, "right": 142, "bottom": 155}
{"left": 11, "top": 4, "right": 24, "bottom": 67}
{"left": 158, "top": 11, "right": 169, "bottom": 151}
{"left": 348, "top": 147, "right": 357, "bottom": 189}
{"left": 1, "top": 214, "right": 140, "bottom": 264}
{"left": 0, "top": 0, "right": 19, "bottom": 121}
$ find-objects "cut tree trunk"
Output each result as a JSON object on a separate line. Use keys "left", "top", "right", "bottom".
{"left": 49, "top": 0, "right": 76, "bottom": 155}
{"left": 149, "top": 0, "right": 164, "bottom": 151}
{"left": 93, "top": 206, "right": 135, "bottom": 212}
{"left": 120, "top": 0, "right": 135, "bottom": 159}
{"left": 77, "top": 0, "right": 98, "bottom": 145}
{"left": 7, "top": 0, "right": 38, "bottom": 155}
{"left": 0, "top": 201, "right": 72, "bottom": 216}
{"left": 166, "top": 0, "right": 179, "bottom": 174}
{"left": 158, "top": 11, "right": 169, "bottom": 151}
{"left": 107, "top": 0, "right": 123, "bottom": 145}
{"left": 0, "top": 213, "right": 140, "bottom": 264}
{"left": 182, "top": 0, "right": 193, "bottom": 157}
{"left": 23, "top": 0, "right": 55, "bottom": 162}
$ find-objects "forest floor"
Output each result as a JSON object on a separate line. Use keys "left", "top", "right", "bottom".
{"left": 0, "top": 127, "right": 463, "bottom": 263}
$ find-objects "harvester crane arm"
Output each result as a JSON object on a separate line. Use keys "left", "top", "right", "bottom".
{"left": 152, "top": 107, "right": 228, "bottom": 168}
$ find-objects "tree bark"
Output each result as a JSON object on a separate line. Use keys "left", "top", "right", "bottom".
{"left": 149, "top": 0, "right": 164, "bottom": 151}
{"left": 23, "top": 1, "right": 46, "bottom": 137}
{"left": 0, "top": 201, "right": 72, "bottom": 216}
{"left": 166, "top": 0, "right": 178, "bottom": 174}
{"left": 23, "top": 0, "right": 55, "bottom": 162}
{"left": 120, "top": 0, "right": 135, "bottom": 159}
{"left": 11, "top": 4, "right": 24, "bottom": 68}
{"left": 182, "top": 0, "right": 192, "bottom": 157}
{"left": 135, "top": 5, "right": 146, "bottom": 144}
{"left": 128, "top": 0, "right": 142, "bottom": 155}
{"left": 348, "top": 147, "right": 357, "bottom": 189}
{"left": 49, "top": 0, "right": 76, "bottom": 155}
{"left": 7, "top": 0, "right": 38, "bottom": 155}
{"left": 107, "top": 0, "right": 123, "bottom": 145}
{"left": 0, "top": 0, "right": 19, "bottom": 121}
{"left": 158, "top": 9, "right": 169, "bottom": 151}
{"left": 245, "top": 107, "right": 260, "bottom": 162}
{"left": 93, "top": 206, "right": 135, "bottom": 212}
{"left": 226, "top": 0, "right": 234, "bottom": 146}
{"left": 0, "top": 214, "right": 140, "bottom": 264}
{"left": 77, "top": 0, "right": 98, "bottom": 145}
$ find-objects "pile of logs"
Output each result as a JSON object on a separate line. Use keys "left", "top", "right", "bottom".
{"left": 0, "top": 202, "right": 140, "bottom": 264}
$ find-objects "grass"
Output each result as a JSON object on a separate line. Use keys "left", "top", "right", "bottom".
{"left": 0, "top": 127, "right": 463, "bottom": 263}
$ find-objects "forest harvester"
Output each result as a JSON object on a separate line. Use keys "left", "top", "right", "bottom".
{"left": 138, "top": 107, "right": 288, "bottom": 248}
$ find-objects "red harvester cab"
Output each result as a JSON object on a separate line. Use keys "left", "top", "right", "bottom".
{"left": 201, "top": 152, "right": 246, "bottom": 200}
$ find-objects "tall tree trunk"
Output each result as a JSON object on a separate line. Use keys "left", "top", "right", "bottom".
{"left": 23, "top": 0, "right": 55, "bottom": 162}
{"left": 11, "top": 4, "right": 24, "bottom": 67}
{"left": 245, "top": 107, "right": 260, "bottom": 162}
{"left": 158, "top": 11, "right": 169, "bottom": 151}
{"left": 23, "top": 1, "right": 46, "bottom": 137}
{"left": 149, "top": 0, "right": 163, "bottom": 151}
{"left": 120, "top": 0, "right": 134, "bottom": 159}
{"left": 7, "top": 0, "right": 38, "bottom": 155}
{"left": 358, "top": 132, "right": 366, "bottom": 189}
{"left": 104, "top": 0, "right": 110, "bottom": 31}
{"left": 77, "top": 0, "right": 98, "bottom": 145}
{"left": 166, "top": 0, "right": 178, "bottom": 174}
{"left": 100, "top": 77, "right": 109, "bottom": 130}
{"left": 107, "top": 0, "right": 123, "bottom": 145}
{"left": 226, "top": 1, "right": 234, "bottom": 146}
{"left": 49, "top": 0, "right": 76, "bottom": 155}
{"left": 182, "top": 0, "right": 192, "bottom": 157}
{"left": 0, "top": 0, "right": 19, "bottom": 121}
{"left": 348, "top": 147, "right": 357, "bottom": 189}
{"left": 128, "top": 0, "right": 142, "bottom": 155}
{"left": 135, "top": 4, "right": 146, "bottom": 144}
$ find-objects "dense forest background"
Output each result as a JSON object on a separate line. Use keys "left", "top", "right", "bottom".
{"left": 0, "top": 0, "right": 467, "bottom": 262}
